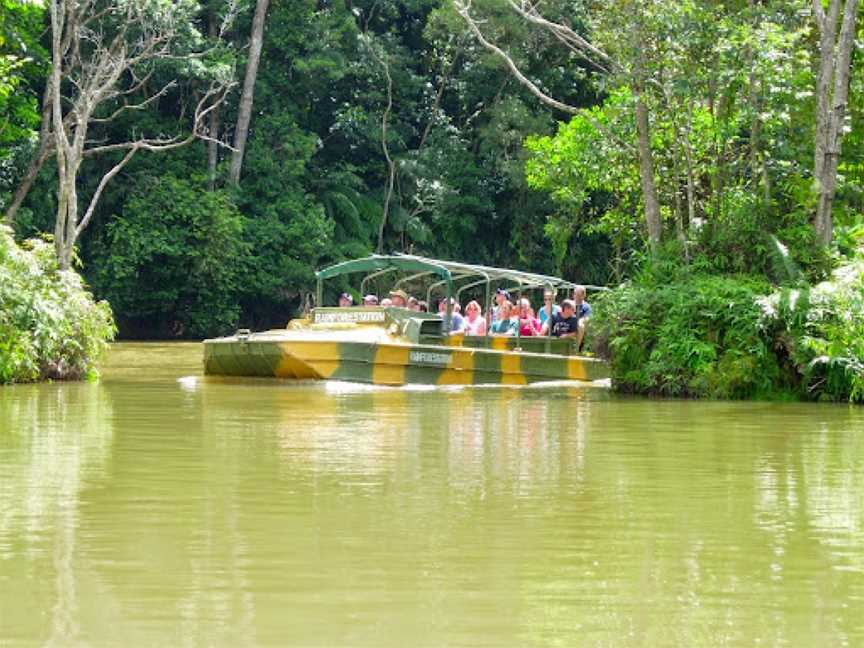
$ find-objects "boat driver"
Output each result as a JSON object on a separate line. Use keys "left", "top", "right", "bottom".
{"left": 389, "top": 289, "right": 409, "bottom": 308}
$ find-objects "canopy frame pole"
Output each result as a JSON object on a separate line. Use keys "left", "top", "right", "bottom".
{"left": 360, "top": 267, "right": 397, "bottom": 298}
{"left": 484, "top": 279, "right": 491, "bottom": 338}
{"left": 395, "top": 271, "right": 435, "bottom": 293}
{"left": 426, "top": 279, "right": 447, "bottom": 314}
{"left": 515, "top": 280, "right": 523, "bottom": 348}
{"left": 544, "top": 282, "right": 555, "bottom": 353}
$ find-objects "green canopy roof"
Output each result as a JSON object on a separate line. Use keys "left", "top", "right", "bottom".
{"left": 315, "top": 254, "right": 577, "bottom": 289}
{"left": 316, "top": 255, "right": 452, "bottom": 282}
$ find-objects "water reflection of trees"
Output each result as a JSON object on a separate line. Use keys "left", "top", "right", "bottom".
{"left": 0, "top": 382, "right": 115, "bottom": 645}
{"left": 195, "top": 383, "right": 864, "bottom": 645}
{"left": 4, "top": 374, "right": 864, "bottom": 646}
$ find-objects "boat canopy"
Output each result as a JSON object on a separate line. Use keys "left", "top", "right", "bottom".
{"left": 315, "top": 254, "right": 591, "bottom": 329}
{"left": 316, "top": 254, "right": 579, "bottom": 291}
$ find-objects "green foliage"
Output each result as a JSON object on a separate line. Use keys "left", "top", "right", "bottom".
{"left": 759, "top": 258, "right": 864, "bottom": 403}
{"left": 90, "top": 175, "right": 246, "bottom": 338}
{"left": 0, "top": 225, "right": 115, "bottom": 384}
{"left": 0, "top": 0, "right": 45, "bottom": 146}
{"left": 594, "top": 249, "right": 864, "bottom": 402}
{"left": 593, "top": 271, "right": 780, "bottom": 399}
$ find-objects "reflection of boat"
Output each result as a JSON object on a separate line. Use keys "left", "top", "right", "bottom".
{"left": 204, "top": 255, "right": 609, "bottom": 386}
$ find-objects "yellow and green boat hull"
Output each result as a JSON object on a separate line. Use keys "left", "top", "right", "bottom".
{"left": 204, "top": 329, "right": 608, "bottom": 386}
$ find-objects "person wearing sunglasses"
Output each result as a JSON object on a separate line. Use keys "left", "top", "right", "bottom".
{"left": 538, "top": 290, "right": 561, "bottom": 329}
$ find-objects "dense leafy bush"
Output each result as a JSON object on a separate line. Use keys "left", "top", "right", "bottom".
{"left": 0, "top": 226, "right": 115, "bottom": 384}
{"left": 760, "top": 259, "right": 864, "bottom": 402}
{"left": 90, "top": 175, "right": 247, "bottom": 338}
{"left": 594, "top": 253, "right": 864, "bottom": 402}
{"left": 592, "top": 273, "right": 782, "bottom": 399}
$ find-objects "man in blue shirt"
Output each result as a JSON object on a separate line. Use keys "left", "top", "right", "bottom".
{"left": 438, "top": 298, "right": 466, "bottom": 332}
{"left": 540, "top": 300, "right": 580, "bottom": 338}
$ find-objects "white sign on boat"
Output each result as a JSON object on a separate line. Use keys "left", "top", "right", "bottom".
{"left": 409, "top": 351, "right": 451, "bottom": 366}
{"left": 314, "top": 310, "right": 387, "bottom": 324}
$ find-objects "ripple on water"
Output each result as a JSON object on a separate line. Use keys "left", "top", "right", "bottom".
{"left": 0, "top": 343, "right": 863, "bottom": 646}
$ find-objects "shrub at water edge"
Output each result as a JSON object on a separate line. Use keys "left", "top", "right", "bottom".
{"left": 591, "top": 275, "right": 783, "bottom": 399}
{"left": 0, "top": 226, "right": 116, "bottom": 384}
{"left": 593, "top": 260, "right": 864, "bottom": 402}
{"left": 759, "top": 259, "right": 864, "bottom": 403}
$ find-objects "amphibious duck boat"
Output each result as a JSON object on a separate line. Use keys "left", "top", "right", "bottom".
{"left": 203, "top": 255, "right": 609, "bottom": 386}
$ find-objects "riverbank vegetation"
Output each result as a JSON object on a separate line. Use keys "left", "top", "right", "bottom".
{"left": 1, "top": 0, "right": 863, "bottom": 399}
{"left": 591, "top": 252, "right": 864, "bottom": 402}
{"left": 0, "top": 226, "right": 114, "bottom": 384}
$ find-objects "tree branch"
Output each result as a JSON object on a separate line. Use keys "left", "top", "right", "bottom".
{"left": 76, "top": 145, "right": 138, "bottom": 236}
{"left": 455, "top": 1, "right": 580, "bottom": 115}
{"left": 506, "top": 0, "right": 615, "bottom": 74}
{"left": 90, "top": 80, "right": 177, "bottom": 123}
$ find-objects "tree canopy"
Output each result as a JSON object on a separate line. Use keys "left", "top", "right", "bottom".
{"left": 1, "top": 0, "right": 862, "bottom": 338}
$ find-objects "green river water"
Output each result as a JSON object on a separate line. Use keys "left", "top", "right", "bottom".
{"left": 1, "top": 342, "right": 863, "bottom": 646}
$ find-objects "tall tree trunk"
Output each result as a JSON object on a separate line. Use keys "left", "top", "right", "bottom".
{"left": 813, "top": 0, "right": 859, "bottom": 246}
{"left": 4, "top": 139, "right": 53, "bottom": 227}
{"left": 208, "top": 107, "right": 221, "bottom": 191}
{"left": 683, "top": 102, "right": 696, "bottom": 234}
{"left": 634, "top": 91, "right": 662, "bottom": 250}
{"left": 228, "top": 0, "right": 269, "bottom": 186}
{"left": 207, "top": 6, "right": 221, "bottom": 191}
{"left": 376, "top": 50, "right": 395, "bottom": 254}
{"left": 4, "top": 81, "right": 55, "bottom": 225}
{"left": 50, "top": 0, "right": 72, "bottom": 269}
{"left": 672, "top": 139, "right": 686, "bottom": 249}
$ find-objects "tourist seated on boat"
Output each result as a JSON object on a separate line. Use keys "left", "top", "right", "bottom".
{"left": 380, "top": 297, "right": 393, "bottom": 307}
{"left": 540, "top": 299, "right": 580, "bottom": 338}
{"left": 489, "top": 301, "right": 517, "bottom": 336}
{"left": 408, "top": 296, "right": 421, "bottom": 311}
{"left": 463, "top": 300, "right": 486, "bottom": 335}
{"left": 537, "top": 290, "right": 561, "bottom": 327}
{"left": 516, "top": 298, "right": 541, "bottom": 336}
{"left": 338, "top": 292, "right": 353, "bottom": 308}
{"left": 491, "top": 288, "right": 511, "bottom": 324}
{"left": 389, "top": 289, "right": 409, "bottom": 308}
{"left": 572, "top": 285, "right": 592, "bottom": 349}
{"left": 363, "top": 294, "right": 379, "bottom": 306}
{"left": 438, "top": 298, "right": 466, "bottom": 332}
{"left": 417, "top": 300, "right": 428, "bottom": 313}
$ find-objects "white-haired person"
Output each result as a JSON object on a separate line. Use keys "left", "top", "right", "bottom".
{"left": 463, "top": 300, "right": 487, "bottom": 336}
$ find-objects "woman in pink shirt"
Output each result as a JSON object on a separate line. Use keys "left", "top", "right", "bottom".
{"left": 517, "top": 298, "right": 541, "bottom": 336}
{"left": 463, "top": 300, "right": 487, "bottom": 335}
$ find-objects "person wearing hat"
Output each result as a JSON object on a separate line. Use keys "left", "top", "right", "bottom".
{"left": 338, "top": 293, "right": 354, "bottom": 308}
{"left": 363, "top": 294, "right": 379, "bottom": 306}
{"left": 491, "top": 288, "right": 510, "bottom": 324}
{"left": 388, "top": 289, "right": 409, "bottom": 308}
